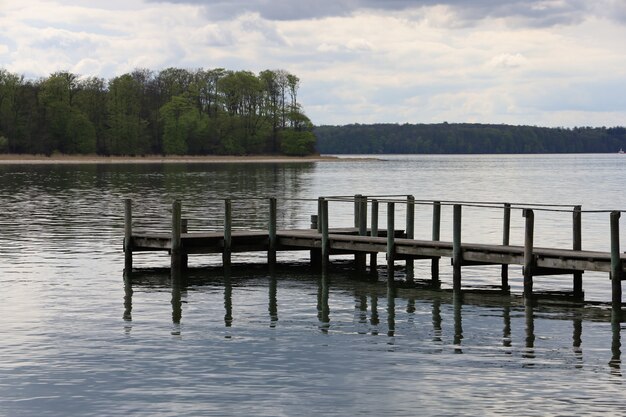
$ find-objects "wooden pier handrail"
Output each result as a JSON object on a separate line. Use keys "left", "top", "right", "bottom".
{"left": 123, "top": 197, "right": 626, "bottom": 315}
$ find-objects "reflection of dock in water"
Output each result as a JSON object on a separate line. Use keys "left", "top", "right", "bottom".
{"left": 123, "top": 267, "right": 622, "bottom": 376}
{"left": 123, "top": 195, "right": 625, "bottom": 317}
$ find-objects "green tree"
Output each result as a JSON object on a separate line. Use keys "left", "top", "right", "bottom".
{"left": 106, "top": 74, "right": 150, "bottom": 155}
{"left": 0, "top": 69, "right": 23, "bottom": 151}
{"left": 279, "top": 130, "right": 316, "bottom": 156}
{"left": 73, "top": 76, "right": 107, "bottom": 153}
{"left": 160, "top": 95, "right": 197, "bottom": 155}
{"left": 65, "top": 110, "right": 97, "bottom": 153}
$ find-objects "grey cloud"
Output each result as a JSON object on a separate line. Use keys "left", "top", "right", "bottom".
{"left": 146, "top": 0, "right": 599, "bottom": 26}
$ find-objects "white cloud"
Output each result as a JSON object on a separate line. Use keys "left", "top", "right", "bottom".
{"left": 487, "top": 53, "right": 528, "bottom": 69}
{"left": 0, "top": 0, "right": 625, "bottom": 127}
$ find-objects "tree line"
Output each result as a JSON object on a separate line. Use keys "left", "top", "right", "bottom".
{"left": 314, "top": 123, "right": 626, "bottom": 154}
{"left": 0, "top": 67, "right": 316, "bottom": 156}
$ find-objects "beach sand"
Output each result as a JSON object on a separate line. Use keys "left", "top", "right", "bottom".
{"left": 0, "top": 154, "right": 350, "bottom": 164}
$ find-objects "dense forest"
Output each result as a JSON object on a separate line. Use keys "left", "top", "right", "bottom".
{"left": 0, "top": 67, "right": 316, "bottom": 156}
{"left": 314, "top": 123, "right": 626, "bottom": 154}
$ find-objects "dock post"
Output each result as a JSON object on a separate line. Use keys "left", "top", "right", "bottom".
{"left": 406, "top": 195, "right": 415, "bottom": 282}
{"left": 124, "top": 198, "right": 133, "bottom": 272}
{"left": 181, "top": 219, "right": 188, "bottom": 270}
{"left": 354, "top": 194, "right": 362, "bottom": 228}
{"left": 501, "top": 203, "right": 511, "bottom": 291}
{"left": 387, "top": 202, "right": 395, "bottom": 286}
{"left": 310, "top": 214, "right": 321, "bottom": 268}
{"left": 610, "top": 211, "right": 622, "bottom": 316}
{"left": 523, "top": 209, "right": 535, "bottom": 298}
{"left": 356, "top": 195, "right": 367, "bottom": 274}
{"left": 317, "top": 198, "right": 323, "bottom": 233}
{"left": 370, "top": 199, "right": 379, "bottom": 271}
{"left": 321, "top": 198, "right": 329, "bottom": 271}
{"left": 452, "top": 204, "right": 462, "bottom": 292}
{"left": 431, "top": 201, "right": 441, "bottom": 286}
{"left": 573, "top": 205, "right": 583, "bottom": 298}
{"left": 268, "top": 197, "right": 277, "bottom": 267}
{"left": 223, "top": 198, "right": 232, "bottom": 267}
{"left": 171, "top": 200, "right": 182, "bottom": 271}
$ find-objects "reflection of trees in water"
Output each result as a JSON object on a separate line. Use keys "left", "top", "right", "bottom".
{"left": 0, "top": 163, "right": 316, "bottom": 250}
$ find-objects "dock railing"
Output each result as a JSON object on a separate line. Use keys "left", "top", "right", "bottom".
{"left": 123, "top": 195, "right": 625, "bottom": 315}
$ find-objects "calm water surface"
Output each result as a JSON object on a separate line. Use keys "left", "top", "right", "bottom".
{"left": 1, "top": 155, "right": 625, "bottom": 416}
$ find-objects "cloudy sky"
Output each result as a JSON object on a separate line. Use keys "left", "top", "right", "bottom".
{"left": 1, "top": 0, "right": 626, "bottom": 127}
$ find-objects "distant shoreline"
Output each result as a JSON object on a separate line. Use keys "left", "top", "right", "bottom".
{"left": 0, "top": 154, "right": 355, "bottom": 165}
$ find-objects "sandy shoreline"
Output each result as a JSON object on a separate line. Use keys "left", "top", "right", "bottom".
{"left": 0, "top": 154, "right": 356, "bottom": 165}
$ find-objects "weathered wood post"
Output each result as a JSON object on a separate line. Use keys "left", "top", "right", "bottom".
{"left": 356, "top": 195, "right": 368, "bottom": 274}
{"left": 223, "top": 198, "right": 232, "bottom": 267}
{"left": 171, "top": 200, "right": 182, "bottom": 271}
{"left": 387, "top": 202, "right": 395, "bottom": 286}
{"left": 359, "top": 195, "right": 368, "bottom": 235}
{"left": 181, "top": 219, "right": 188, "bottom": 270}
{"left": 124, "top": 198, "right": 133, "bottom": 272}
{"left": 354, "top": 194, "right": 362, "bottom": 228}
{"left": 610, "top": 211, "right": 622, "bottom": 315}
{"left": 452, "top": 204, "right": 462, "bottom": 292}
{"left": 310, "top": 214, "right": 321, "bottom": 268}
{"left": 406, "top": 195, "right": 415, "bottom": 282}
{"left": 573, "top": 205, "right": 583, "bottom": 298}
{"left": 317, "top": 197, "right": 323, "bottom": 233}
{"left": 523, "top": 208, "right": 535, "bottom": 298}
{"left": 321, "top": 198, "right": 329, "bottom": 271}
{"left": 501, "top": 203, "right": 511, "bottom": 290}
{"left": 268, "top": 197, "right": 277, "bottom": 267}
{"left": 370, "top": 199, "right": 379, "bottom": 270}
{"left": 431, "top": 201, "right": 441, "bottom": 285}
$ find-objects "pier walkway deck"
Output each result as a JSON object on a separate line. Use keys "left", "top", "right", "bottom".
{"left": 123, "top": 195, "right": 625, "bottom": 314}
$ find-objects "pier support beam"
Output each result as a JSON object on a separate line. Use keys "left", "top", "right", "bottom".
{"left": 310, "top": 214, "right": 321, "bottom": 268}
{"left": 610, "top": 211, "right": 622, "bottom": 317}
{"left": 501, "top": 203, "right": 511, "bottom": 291}
{"left": 354, "top": 194, "right": 362, "bottom": 228}
{"left": 356, "top": 195, "right": 367, "bottom": 274}
{"left": 431, "top": 201, "right": 441, "bottom": 286}
{"left": 171, "top": 200, "right": 182, "bottom": 271}
{"left": 181, "top": 219, "right": 188, "bottom": 270}
{"left": 406, "top": 195, "right": 415, "bottom": 282}
{"left": 387, "top": 202, "right": 395, "bottom": 287}
{"left": 573, "top": 205, "right": 583, "bottom": 298}
{"left": 223, "top": 198, "right": 232, "bottom": 267}
{"left": 523, "top": 209, "right": 535, "bottom": 298}
{"left": 321, "top": 198, "right": 330, "bottom": 271}
{"left": 124, "top": 198, "right": 133, "bottom": 272}
{"left": 370, "top": 199, "right": 379, "bottom": 271}
{"left": 452, "top": 204, "right": 462, "bottom": 292}
{"left": 317, "top": 198, "right": 323, "bottom": 233}
{"left": 268, "top": 197, "right": 277, "bottom": 267}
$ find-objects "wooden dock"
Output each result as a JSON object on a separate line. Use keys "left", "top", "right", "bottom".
{"left": 123, "top": 196, "right": 626, "bottom": 316}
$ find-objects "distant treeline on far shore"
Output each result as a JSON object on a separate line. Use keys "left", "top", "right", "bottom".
{"left": 314, "top": 123, "right": 626, "bottom": 154}
{"left": 0, "top": 67, "right": 317, "bottom": 157}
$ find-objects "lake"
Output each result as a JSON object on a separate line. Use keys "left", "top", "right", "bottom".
{"left": 1, "top": 154, "right": 625, "bottom": 416}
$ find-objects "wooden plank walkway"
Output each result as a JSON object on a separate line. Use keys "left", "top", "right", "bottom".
{"left": 122, "top": 197, "right": 626, "bottom": 314}
{"left": 131, "top": 228, "right": 626, "bottom": 274}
